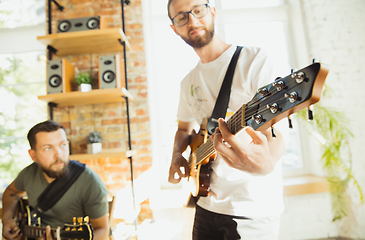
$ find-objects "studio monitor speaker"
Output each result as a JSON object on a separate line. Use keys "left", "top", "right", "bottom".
{"left": 57, "top": 16, "right": 106, "bottom": 33}
{"left": 99, "top": 54, "right": 125, "bottom": 89}
{"left": 46, "top": 59, "right": 75, "bottom": 94}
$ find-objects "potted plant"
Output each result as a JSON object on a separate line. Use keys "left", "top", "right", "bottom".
{"left": 87, "top": 131, "right": 102, "bottom": 154}
{"left": 75, "top": 72, "right": 94, "bottom": 92}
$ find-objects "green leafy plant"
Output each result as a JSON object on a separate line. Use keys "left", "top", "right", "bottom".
{"left": 87, "top": 131, "right": 102, "bottom": 143}
{"left": 294, "top": 86, "right": 363, "bottom": 221}
{"left": 75, "top": 72, "right": 94, "bottom": 86}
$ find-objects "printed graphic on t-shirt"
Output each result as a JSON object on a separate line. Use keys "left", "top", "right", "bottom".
{"left": 189, "top": 84, "right": 208, "bottom": 124}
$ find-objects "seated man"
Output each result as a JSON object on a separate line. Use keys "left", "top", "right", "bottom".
{"left": 2, "top": 120, "right": 109, "bottom": 240}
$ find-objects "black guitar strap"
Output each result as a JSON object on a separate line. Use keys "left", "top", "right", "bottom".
{"left": 206, "top": 45, "right": 243, "bottom": 135}
{"left": 33, "top": 160, "right": 85, "bottom": 218}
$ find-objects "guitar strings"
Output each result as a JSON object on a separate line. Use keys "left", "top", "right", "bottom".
{"left": 193, "top": 93, "right": 293, "bottom": 166}
{"left": 192, "top": 76, "right": 304, "bottom": 166}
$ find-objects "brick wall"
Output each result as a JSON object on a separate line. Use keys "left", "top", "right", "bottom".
{"left": 280, "top": 0, "right": 365, "bottom": 239}
{"left": 48, "top": 0, "right": 152, "bottom": 223}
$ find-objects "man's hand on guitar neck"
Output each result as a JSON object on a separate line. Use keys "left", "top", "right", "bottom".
{"left": 211, "top": 118, "right": 285, "bottom": 175}
{"left": 39, "top": 225, "right": 55, "bottom": 240}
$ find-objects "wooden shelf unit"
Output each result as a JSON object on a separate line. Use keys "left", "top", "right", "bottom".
{"left": 37, "top": 28, "right": 131, "bottom": 56}
{"left": 38, "top": 88, "right": 127, "bottom": 107}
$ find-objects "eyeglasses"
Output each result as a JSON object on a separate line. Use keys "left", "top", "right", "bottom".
{"left": 171, "top": 3, "right": 211, "bottom": 27}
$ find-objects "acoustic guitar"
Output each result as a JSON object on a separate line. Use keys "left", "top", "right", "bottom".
{"left": 16, "top": 198, "right": 94, "bottom": 240}
{"left": 184, "top": 62, "right": 329, "bottom": 207}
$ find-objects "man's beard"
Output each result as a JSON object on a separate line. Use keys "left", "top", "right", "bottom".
{"left": 182, "top": 23, "right": 215, "bottom": 49}
{"left": 40, "top": 159, "right": 69, "bottom": 179}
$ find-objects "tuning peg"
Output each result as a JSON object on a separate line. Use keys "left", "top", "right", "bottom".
{"left": 288, "top": 117, "right": 293, "bottom": 129}
{"left": 84, "top": 216, "right": 89, "bottom": 223}
{"left": 258, "top": 87, "right": 269, "bottom": 96}
{"left": 272, "top": 80, "right": 285, "bottom": 91}
{"left": 73, "top": 217, "right": 77, "bottom": 225}
{"left": 267, "top": 103, "right": 279, "bottom": 113}
{"left": 307, "top": 106, "right": 313, "bottom": 120}
{"left": 252, "top": 114, "right": 263, "bottom": 124}
{"left": 77, "top": 217, "right": 83, "bottom": 224}
{"left": 284, "top": 92, "right": 298, "bottom": 103}
{"left": 271, "top": 126, "right": 277, "bottom": 138}
{"left": 291, "top": 71, "right": 306, "bottom": 83}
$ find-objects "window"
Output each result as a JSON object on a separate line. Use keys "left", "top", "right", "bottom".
{"left": 0, "top": 0, "right": 47, "bottom": 189}
{"left": 144, "top": 0, "right": 308, "bottom": 188}
{"left": 0, "top": 0, "right": 45, "bottom": 29}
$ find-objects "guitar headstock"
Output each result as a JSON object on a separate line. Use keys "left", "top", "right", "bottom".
{"left": 60, "top": 216, "right": 94, "bottom": 240}
{"left": 244, "top": 62, "right": 329, "bottom": 131}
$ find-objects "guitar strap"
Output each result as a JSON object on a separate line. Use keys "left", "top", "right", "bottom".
{"left": 33, "top": 160, "right": 85, "bottom": 218}
{"left": 206, "top": 45, "right": 243, "bottom": 135}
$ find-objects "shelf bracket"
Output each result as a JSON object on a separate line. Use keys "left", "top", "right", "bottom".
{"left": 48, "top": 102, "right": 58, "bottom": 120}
{"left": 48, "top": 0, "right": 64, "bottom": 34}
{"left": 126, "top": 150, "right": 136, "bottom": 158}
{"left": 51, "top": 0, "right": 64, "bottom": 11}
{"left": 118, "top": 38, "right": 125, "bottom": 46}
{"left": 47, "top": 45, "right": 58, "bottom": 60}
{"left": 122, "top": 87, "right": 134, "bottom": 101}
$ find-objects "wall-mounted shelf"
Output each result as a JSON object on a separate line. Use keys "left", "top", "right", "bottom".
{"left": 37, "top": 28, "right": 132, "bottom": 56}
{"left": 38, "top": 88, "right": 127, "bottom": 107}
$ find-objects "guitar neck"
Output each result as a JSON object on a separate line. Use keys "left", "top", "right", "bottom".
{"left": 193, "top": 106, "right": 245, "bottom": 166}
{"left": 23, "top": 225, "right": 60, "bottom": 240}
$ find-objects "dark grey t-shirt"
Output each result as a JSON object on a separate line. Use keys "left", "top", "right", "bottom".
{"left": 14, "top": 161, "right": 109, "bottom": 228}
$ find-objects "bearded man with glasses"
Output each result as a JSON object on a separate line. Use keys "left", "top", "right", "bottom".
{"left": 167, "top": 0, "right": 287, "bottom": 239}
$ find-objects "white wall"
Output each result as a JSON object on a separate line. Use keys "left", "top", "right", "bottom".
{"left": 280, "top": 0, "right": 365, "bottom": 239}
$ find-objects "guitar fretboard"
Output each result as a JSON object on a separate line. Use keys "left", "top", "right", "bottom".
{"left": 24, "top": 225, "right": 60, "bottom": 240}
{"left": 191, "top": 104, "right": 246, "bottom": 167}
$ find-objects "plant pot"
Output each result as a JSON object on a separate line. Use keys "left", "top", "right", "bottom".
{"left": 79, "top": 83, "right": 92, "bottom": 92}
{"left": 87, "top": 142, "right": 102, "bottom": 154}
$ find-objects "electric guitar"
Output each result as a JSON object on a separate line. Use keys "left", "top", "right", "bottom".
{"left": 16, "top": 198, "right": 94, "bottom": 240}
{"left": 184, "top": 62, "right": 329, "bottom": 207}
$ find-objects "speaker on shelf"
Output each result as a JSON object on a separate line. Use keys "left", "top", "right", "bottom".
{"left": 46, "top": 59, "right": 75, "bottom": 94}
{"left": 99, "top": 54, "right": 125, "bottom": 89}
{"left": 57, "top": 16, "right": 106, "bottom": 33}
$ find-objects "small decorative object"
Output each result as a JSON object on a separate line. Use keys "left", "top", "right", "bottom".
{"left": 87, "top": 131, "right": 102, "bottom": 154}
{"left": 75, "top": 72, "right": 94, "bottom": 92}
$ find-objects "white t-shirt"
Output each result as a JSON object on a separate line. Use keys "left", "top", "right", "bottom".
{"left": 177, "top": 45, "right": 285, "bottom": 217}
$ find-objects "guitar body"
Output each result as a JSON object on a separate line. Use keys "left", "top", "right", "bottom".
{"left": 16, "top": 198, "right": 40, "bottom": 240}
{"left": 185, "top": 120, "right": 215, "bottom": 207}
{"left": 183, "top": 62, "right": 329, "bottom": 207}
{"left": 16, "top": 198, "right": 94, "bottom": 240}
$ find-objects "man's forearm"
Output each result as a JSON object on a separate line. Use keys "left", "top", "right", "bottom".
{"left": 92, "top": 227, "right": 109, "bottom": 240}
{"left": 172, "top": 129, "right": 191, "bottom": 156}
{"left": 2, "top": 187, "right": 24, "bottom": 223}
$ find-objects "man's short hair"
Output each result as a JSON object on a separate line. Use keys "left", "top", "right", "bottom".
{"left": 167, "top": 0, "right": 210, "bottom": 20}
{"left": 27, "top": 120, "right": 66, "bottom": 149}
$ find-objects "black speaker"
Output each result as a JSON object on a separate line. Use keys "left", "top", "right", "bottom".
{"left": 99, "top": 54, "right": 125, "bottom": 89}
{"left": 57, "top": 16, "right": 105, "bottom": 33}
{"left": 46, "top": 59, "right": 75, "bottom": 94}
